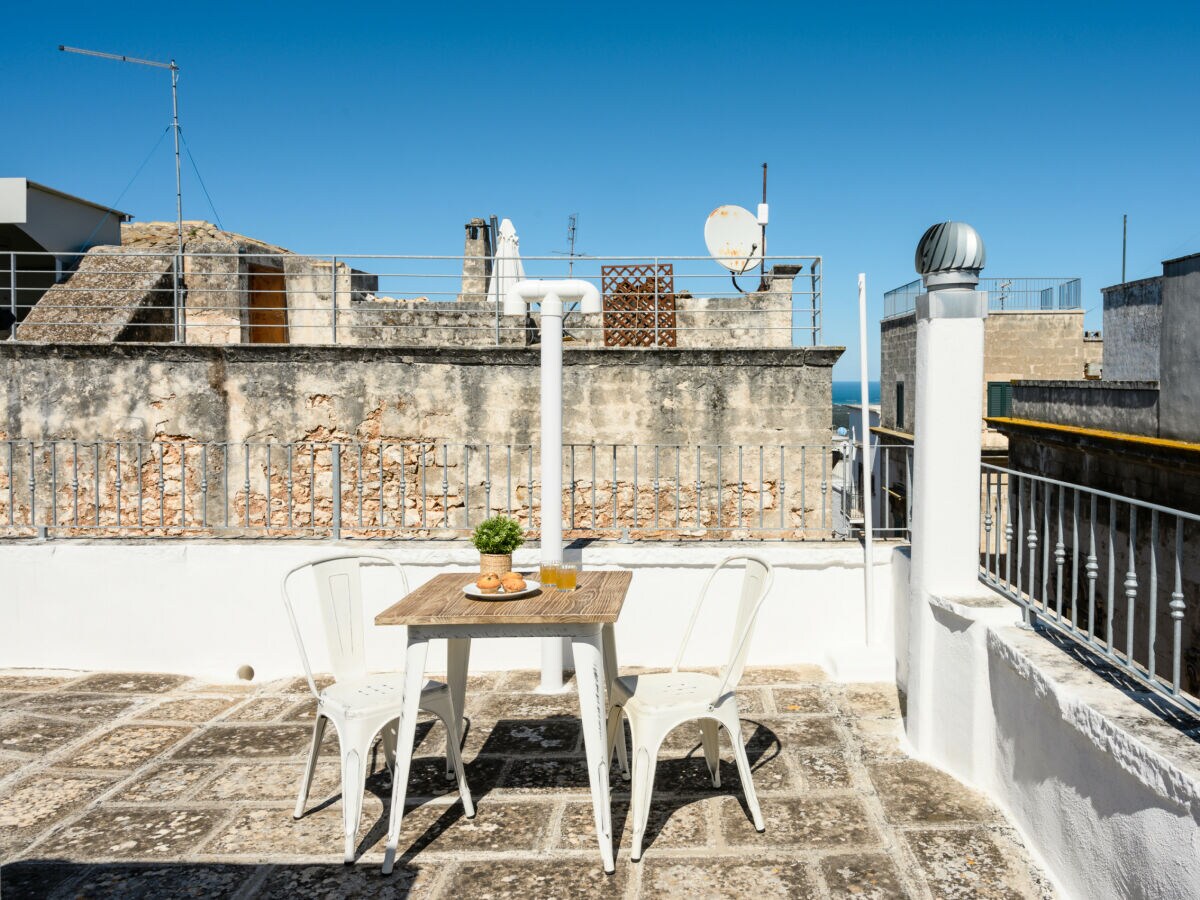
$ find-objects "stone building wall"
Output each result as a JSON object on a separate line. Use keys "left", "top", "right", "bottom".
{"left": 880, "top": 313, "right": 916, "bottom": 433}
{"left": 0, "top": 342, "right": 843, "bottom": 539}
{"left": 880, "top": 309, "right": 1100, "bottom": 450}
{"left": 1102, "top": 276, "right": 1162, "bottom": 381}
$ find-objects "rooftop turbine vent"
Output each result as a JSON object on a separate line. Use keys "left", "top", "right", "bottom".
{"left": 915, "top": 221, "right": 986, "bottom": 289}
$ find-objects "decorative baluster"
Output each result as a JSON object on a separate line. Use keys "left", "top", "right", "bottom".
{"left": 1107, "top": 497, "right": 1116, "bottom": 653}
{"left": 201, "top": 443, "right": 209, "bottom": 529}
{"left": 265, "top": 444, "right": 271, "bottom": 531}
{"left": 1170, "top": 517, "right": 1185, "bottom": 695}
{"left": 1014, "top": 477, "right": 1024, "bottom": 604}
{"left": 1005, "top": 475, "right": 1015, "bottom": 587}
{"left": 1086, "top": 494, "right": 1098, "bottom": 641}
{"left": 983, "top": 472, "right": 993, "bottom": 579}
{"left": 1125, "top": 505, "right": 1138, "bottom": 665}
{"left": 72, "top": 442, "right": 80, "bottom": 527}
{"left": 1071, "top": 490, "right": 1080, "bottom": 631}
{"left": 1026, "top": 479, "right": 1038, "bottom": 625}
{"left": 1055, "top": 484, "right": 1065, "bottom": 620}
{"left": 1148, "top": 510, "right": 1158, "bottom": 682}
{"left": 243, "top": 444, "right": 251, "bottom": 528}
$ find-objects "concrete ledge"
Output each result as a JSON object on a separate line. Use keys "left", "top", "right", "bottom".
{"left": 0, "top": 341, "right": 846, "bottom": 369}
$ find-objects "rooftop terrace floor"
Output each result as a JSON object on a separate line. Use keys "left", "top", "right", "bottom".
{"left": 0, "top": 666, "right": 1054, "bottom": 899}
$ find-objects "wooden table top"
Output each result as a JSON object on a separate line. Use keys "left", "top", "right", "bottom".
{"left": 375, "top": 570, "right": 633, "bottom": 626}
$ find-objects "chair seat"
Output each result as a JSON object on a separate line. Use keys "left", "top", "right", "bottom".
{"left": 319, "top": 673, "right": 448, "bottom": 719}
{"left": 614, "top": 671, "right": 730, "bottom": 716}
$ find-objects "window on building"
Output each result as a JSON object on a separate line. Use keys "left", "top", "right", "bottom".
{"left": 896, "top": 383, "right": 905, "bottom": 430}
{"left": 987, "top": 382, "right": 1012, "bottom": 417}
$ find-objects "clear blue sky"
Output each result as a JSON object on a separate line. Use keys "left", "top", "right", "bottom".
{"left": 6, "top": 1, "right": 1198, "bottom": 378}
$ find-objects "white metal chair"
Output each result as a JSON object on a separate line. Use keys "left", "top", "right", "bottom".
{"left": 606, "top": 554, "right": 774, "bottom": 860}
{"left": 282, "top": 554, "right": 473, "bottom": 863}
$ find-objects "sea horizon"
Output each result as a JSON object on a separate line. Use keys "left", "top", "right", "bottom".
{"left": 832, "top": 380, "right": 881, "bottom": 406}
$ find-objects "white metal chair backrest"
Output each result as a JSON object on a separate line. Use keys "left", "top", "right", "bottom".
{"left": 281, "top": 554, "right": 409, "bottom": 698}
{"left": 672, "top": 555, "right": 774, "bottom": 705}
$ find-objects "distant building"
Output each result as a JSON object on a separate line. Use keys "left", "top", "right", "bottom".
{"left": 878, "top": 276, "right": 1101, "bottom": 455}
{"left": 995, "top": 252, "right": 1200, "bottom": 513}
{"left": 0, "top": 178, "right": 132, "bottom": 335}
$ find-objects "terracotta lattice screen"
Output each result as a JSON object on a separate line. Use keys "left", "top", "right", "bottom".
{"left": 601, "top": 263, "right": 676, "bottom": 347}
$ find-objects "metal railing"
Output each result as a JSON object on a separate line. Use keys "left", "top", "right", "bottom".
{"left": 0, "top": 439, "right": 846, "bottom": 541}
{"left": 2, "top": 251, "right": 823, "bottom": 347}
{"left": 980, "top": 464, "right": 1199, "bottom": 715}
{"left": 832, "top": 440, "right": 913, "bottom": 539}
{"left": 883, "top": 277, "right": 1082, "bottom": 320}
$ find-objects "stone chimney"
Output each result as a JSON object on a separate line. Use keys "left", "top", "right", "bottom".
{"left": 459, "top": 218, "right": 492, "bottom": 302}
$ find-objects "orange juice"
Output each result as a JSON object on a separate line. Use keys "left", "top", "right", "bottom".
{"left": 539, "top": 564, "right": 559, "bottom": 588}
{"left": 558, "top": 564, "right": 579, "bottom": 590}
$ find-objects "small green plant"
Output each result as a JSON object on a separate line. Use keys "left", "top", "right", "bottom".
{"left": 471, "top": 515, "right": 525, "bottom": 554}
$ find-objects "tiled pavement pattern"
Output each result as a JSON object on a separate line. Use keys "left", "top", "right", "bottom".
{"left": 0, "top": 666, "right": 1055, "bottom": 899}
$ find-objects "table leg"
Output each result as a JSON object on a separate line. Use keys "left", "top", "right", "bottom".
{"left": 446, "top": 637, "right": 471, "bottom": 779}
{"left": 601, "top": 622, "right": 628, "bottom": 778}
{"left": 571, "top": 627, "right": 615, "bottom": 873}
{"left": 383, "top": 632, "right": 429, "bottom": 875}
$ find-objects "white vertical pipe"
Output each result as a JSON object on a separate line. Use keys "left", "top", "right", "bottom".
{"left": 858, "top": 274, "right": 877, "bottom": 645}
{"left": 538, "top": 292, "right": 566, "bottom": 692}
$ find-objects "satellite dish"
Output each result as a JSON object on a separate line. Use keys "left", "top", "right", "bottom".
{"left": 705, "top": 205, "right": 762, "bottom": 273}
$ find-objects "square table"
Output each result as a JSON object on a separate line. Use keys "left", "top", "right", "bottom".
{"left": 374, "top": 569, "right": 633, "bottom": 873}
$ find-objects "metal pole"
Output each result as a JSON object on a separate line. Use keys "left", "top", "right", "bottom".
{"left": 858, "top": 274, "right": 877, "bottom": 645}
{"left": 539, "top": 291, "right": 565, "bottom": 693}
{"left": 170, "top": 62, "right": 184, "bottom": 342}
{"left": 1122, "top": 214, "right": 1127, "bottom": 284}
{"left": 8, "top": 252, "right": 16, "bottom": 340}
{"left": 331, "top": 255, "right": 338, "bottom": 343}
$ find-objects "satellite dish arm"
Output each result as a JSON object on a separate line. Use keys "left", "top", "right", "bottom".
{"left": 730, "top": 243, "right": 758, "bottom": 295}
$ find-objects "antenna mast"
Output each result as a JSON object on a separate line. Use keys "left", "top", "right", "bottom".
{"left": 59, "top": 45, "right": 185, "bottom": 340}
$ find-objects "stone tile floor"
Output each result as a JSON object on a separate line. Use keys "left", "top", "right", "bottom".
{"left": 0, "top": 666, "right": 1055, "bottom": 899}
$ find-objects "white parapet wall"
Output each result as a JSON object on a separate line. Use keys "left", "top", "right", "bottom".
{"left": 0, "top": 539, "right": 899, "bottom": 683}
{"left": 904, "top": 584, "right": 1200, "bottom": 900}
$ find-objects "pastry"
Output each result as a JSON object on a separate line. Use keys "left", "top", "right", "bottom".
{"left": 500, "top": 572, "right": 527, "bottom": 592}
{"left": 476, "top": 573, "right": 501, "bottom": 594}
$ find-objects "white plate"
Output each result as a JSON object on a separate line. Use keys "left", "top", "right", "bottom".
{"left": 462, "top": 579, "right": 541, "bottom": 601}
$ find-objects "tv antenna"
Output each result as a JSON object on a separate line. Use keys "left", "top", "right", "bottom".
{"left": 60, "top": 44, "right": 184, "bottom": 338}
{"left": 551, "top": 213, "right": 587, "bottom": 275}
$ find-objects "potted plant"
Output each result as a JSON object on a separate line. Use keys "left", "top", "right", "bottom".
{"left": 471, "top": 515, "right": 524, "bottom": 576}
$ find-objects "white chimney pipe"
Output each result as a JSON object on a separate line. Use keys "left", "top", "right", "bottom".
{"left": 503, "top": 279, "right": 601, "bottom": 692}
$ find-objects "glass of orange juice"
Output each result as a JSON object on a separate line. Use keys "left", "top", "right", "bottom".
{"left": 558, "top": 562, "right": 579, "bottom": 590}
{"left": 539, "top": 562, "right": 560, "bottom": 589}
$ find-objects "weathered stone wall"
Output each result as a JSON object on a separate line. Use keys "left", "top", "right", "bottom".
{"left": 1011, "top": 381, "right": 1160, "bottom": 436}
{"left": 0, "top": 342, "right": 843, "bottom": 538}
{"left": 880, "top": 314, "right": 916, "bottom": 433}
{"left": 1158, "top": 253, "right": 1200, "bottom": 445}
{"left": 1102, "top": 276, "right": 1161, "bottom": 381}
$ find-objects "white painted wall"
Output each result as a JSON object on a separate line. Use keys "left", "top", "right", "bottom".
{"left": 0, "top": 540, "right": 898, "bottom": 684}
